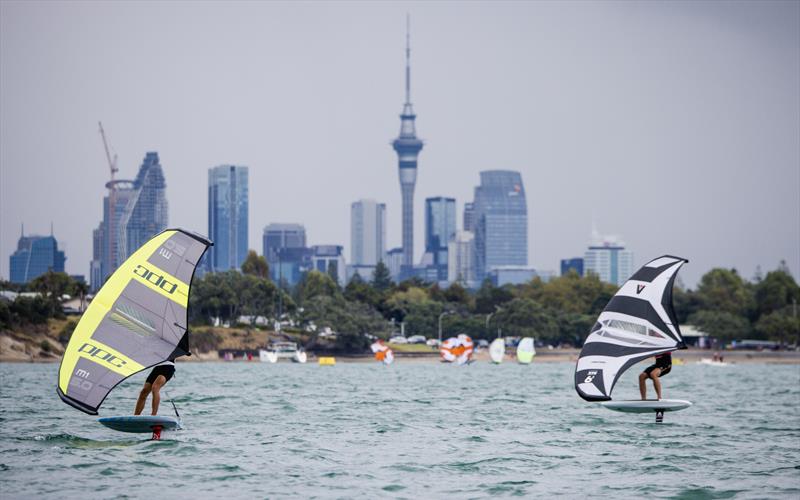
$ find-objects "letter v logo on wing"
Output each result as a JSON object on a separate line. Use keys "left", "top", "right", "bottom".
{"left": 637, "top": 284, "right": 646, "bottom": 294}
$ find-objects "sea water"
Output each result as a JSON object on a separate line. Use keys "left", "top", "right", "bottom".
{"left": 1, "top": 361, "right": 798, "bottom": 498}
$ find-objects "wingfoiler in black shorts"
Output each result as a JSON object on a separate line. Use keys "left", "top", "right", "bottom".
{"left": 643, "top": 363, "right": 671, "bottom": 377}
{"left": 146, "top": 365, "right": 175, "bottom": 384}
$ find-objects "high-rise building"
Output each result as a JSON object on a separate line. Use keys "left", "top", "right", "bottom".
{"left": 90, "top": 152, "right": 168, "bottom": 291}
{"left": 424, "top": 197, "right": 456, "bottom": 281}
{"left": 463, "top": 202, "right": 475, "bottom": 232}
{"left": 263, "top": 223, "right": 307, "bottom": 284}
{"left": 10, "top": 230, "right": 66, "bottom": 283}
{"left": 489, "top": 266, "right": 537, "bottom": 287}
{"left": 385, "top": 247, "right": 405, "bottom": 281}
{"left": 207, "top": 165, "right": 249, "bottom": 272}
{"left": 583, "top": 230, "right": 633, "bottom": 286}
{"left": 561, "top": 257, "right": 584, "bottom": 276}
{"left": 350, "top": 199, "right": 386, "bottom": 266}
{"left": 311, "top": 245, "right": 346, "bottom": 285}
{"left": 392, "top": 21, "right": 423, "bottom": 270}
{"left": 447, "top": 230, "right": 476, "bottom": 287}
{"left": 273, "top": 247, "right": 312, "bottom": 287}
{"left": 123, "top": 152, "right": 169, "bottom": 258}
{"left": 472, "top": 170, "right": 528, "bottom": 280}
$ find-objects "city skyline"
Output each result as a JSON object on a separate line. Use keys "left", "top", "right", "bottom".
{"left": 1, "top": 2, "right": 798, "bottom": 287}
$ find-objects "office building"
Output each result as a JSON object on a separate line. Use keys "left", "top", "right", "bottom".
{"left": 463, "top": 202, "right": 475, "bottom": 232}
{"left": 207, "top": 165, "right": 249, "bottom": 272}
{"left": 584, "top": 231, "right": 634, "bottom": 286}
{"left": 561, "top": 258, "right": 584, "bottom": 276}
{"left": 263, "top": 223, "right": 307, "bottom": 284}
{"left": 273, "top": 247, "right": 312, "bottom": 287}
{"left": 472, "top": 170, "right": 528, "bottom": 280}
{"left": 350, "top": 199, "right": 386, "bottom": 267}
{"left": 9, "top": 230, "right": 66, "bottom": 284}
{"left": 311, "top": 245, "right": 346, "bottom": 285}
{"left": 447, "top": 230, "right": 476, "bottom": 288}
{"left": 424, "top": 197, "right": 456, "bottom": 281}
{"left": 385, "top": 247, "right": 405, "bottom": 281}
{"left": 488, "top": 266, "right": 537, "bottom": 287}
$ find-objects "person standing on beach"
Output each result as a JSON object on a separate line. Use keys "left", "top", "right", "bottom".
{"left": 638, "top": 352, "right": 672, "bottom": 400}
{"left": 134, "top": 358, "right": 175, "bottom": 416}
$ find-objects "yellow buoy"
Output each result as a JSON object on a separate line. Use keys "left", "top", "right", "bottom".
{"left": 318, "top": 356, "right": 336, "bottom": 366}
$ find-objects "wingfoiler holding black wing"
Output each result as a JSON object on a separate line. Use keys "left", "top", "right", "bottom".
{"left": 57, "top": 229, "right": 211, "bottom": 415}
{"left": 575, "top": 255, "right": 688, "bottom": 402}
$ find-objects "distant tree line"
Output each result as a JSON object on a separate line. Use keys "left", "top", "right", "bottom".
{"left": 0, "top": 271, "right": 88, "bottom": 330}
{"left": 3, "top": 253, "right": 798, "bottom": 352}
{"left": 188, "top": 252, "right": 800, "bottom": 350}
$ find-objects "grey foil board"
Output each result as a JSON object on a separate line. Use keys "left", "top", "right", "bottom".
{"left": 601, "top": 399, "right": 692, "bottom": 413}
{"left": 98, "top": 415, "right": 181, "bottom": 433}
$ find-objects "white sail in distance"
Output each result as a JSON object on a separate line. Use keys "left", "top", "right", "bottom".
{"left": 574, "top": 255, "right": 688, "bottom": 401}
{"left": 489, "top": 338, "right": 505, "bottom": 364}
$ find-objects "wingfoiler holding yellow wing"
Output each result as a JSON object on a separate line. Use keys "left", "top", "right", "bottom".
{"left": 57, "top": 229, "right": 211, "bottom": 415}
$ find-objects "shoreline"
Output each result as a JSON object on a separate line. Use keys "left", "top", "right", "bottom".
{"left": 3, "top": 348, "right": 799, "bottom": 364}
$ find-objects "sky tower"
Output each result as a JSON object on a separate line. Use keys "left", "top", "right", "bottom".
{"left": 392, "top": 17, "right": 423, "bottom": 269}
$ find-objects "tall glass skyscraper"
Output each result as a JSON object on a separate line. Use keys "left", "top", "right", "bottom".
{"left": 472, "top": 170, "right": 528, "bottom": 280}
{"left": 207, "top": 165, "right": 249, "bottom": 272}
{"left": 350, "top": 199, "right": 386, "bottom": 267}
{"left": 89, "top": 152, "right": 168, "bottom": 291}
{"left": 123, "top": 152, "right": 168, "bottom": 258}
{"left": 425, "top": 197, "right": 456, "bottom": 279}
{"left": 10, "top": 231, "right": 66, "bottom": 283}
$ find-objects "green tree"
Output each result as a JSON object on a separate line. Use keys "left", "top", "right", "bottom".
{"left": 754, "top": 264, "right": 800, "bottom": 317}
{"left": 241, "top": 250, "right": 269, "bottom": 279}
{"left": 443, "top": 282, "right": 471, "bottom": 307}
{"left": 694, "top": 268, "right": 754, "bottom": 317}
{"left": 344, "top": 273, "right": 379, "bottom": 308}
{"left": 189, "top": 272, "right": 238, "bottom": 323}
{"left": 474, "top": 279, "right": 514, "bottom": 314}
{"left": 326, "top": 261, "right": 340, "bottom": 287}
{"left": 754, "top": 306, "right": 800, "bottom": 344}
{"left": 239, "top": 274, "right": 279, "bottom": 319}
{"left": 297, "top": 270, "right": 340, "bottom": 303}
{"left": 300, "top": 295, "right": 387, "bottom": 352}
{"left": 384, "top": 287, "right": 431, "bottom": 323}
{"left": 29, "top": 271, "right": 76, "bottom": 318}
{"left": 494, "top": 298, "right": 559, "bottom": 342}
{"left": 371, "top": 261, "right": 393, "bottom": 292}
{"left": 687, "top": 310, "right": 751, "bottom": 342}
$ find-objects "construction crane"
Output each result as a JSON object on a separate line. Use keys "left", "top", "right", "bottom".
{"left": 98, "top": 121, "right": 118, "bottom": 276}
{"left": 98, "top": 121, "right": 118, "bottom": 179}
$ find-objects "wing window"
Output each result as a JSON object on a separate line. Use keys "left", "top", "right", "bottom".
{"left": 607, "top": 319, "right": 648, "bottom": 336}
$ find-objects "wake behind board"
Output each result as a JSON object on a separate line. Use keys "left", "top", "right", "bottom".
{"left": 602, "top": 399, "right": 692, "bottom": 423}
{"left": 98, "top": 415, "right": 181, "bottom": 439}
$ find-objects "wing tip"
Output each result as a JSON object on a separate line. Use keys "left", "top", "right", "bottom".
{"left": 57, "top": 387, "right": 99, "bottom": 416}
{"left": 161, "top": 228, "right": 214, "bottom": 247}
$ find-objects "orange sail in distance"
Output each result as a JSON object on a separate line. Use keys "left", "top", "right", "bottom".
{"left": 370, "top": 339, "right": 394, "bottom": 365}
{"left": 440, "top": 334, "right": 474, "bottom": 365}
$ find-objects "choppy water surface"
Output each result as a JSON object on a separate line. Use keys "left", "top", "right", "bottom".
{"left": 1, "top": 361, "right": 798, "bottom": 498}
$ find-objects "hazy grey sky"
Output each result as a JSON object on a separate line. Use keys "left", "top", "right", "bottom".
{"left": 1, "top": 0, "right": 798, "bottom": 287}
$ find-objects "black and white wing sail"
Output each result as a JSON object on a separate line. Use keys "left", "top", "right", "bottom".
{"left": 574, "top": 255, "right": 688, "bottom": 401}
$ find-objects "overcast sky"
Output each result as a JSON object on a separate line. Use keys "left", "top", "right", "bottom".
{"left": 1, "top": 1, "right": 798, "bottom": 287}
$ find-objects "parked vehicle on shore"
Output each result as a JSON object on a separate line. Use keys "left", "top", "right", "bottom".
{"left": 407, "top": 335, "right": 426, "bottom": 344}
